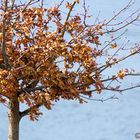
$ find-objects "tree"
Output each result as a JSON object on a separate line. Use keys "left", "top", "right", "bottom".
{"left": 0, "top": 0, "right": 140, "bottom": 140}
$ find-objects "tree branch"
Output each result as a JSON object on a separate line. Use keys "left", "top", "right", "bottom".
{"left": 61, "top": 1, "right": 76, "bottom": 37}
{"left": 18, "top": 86, "right": 45, "bottom": 96}
{"left": 20, "top": 104, "right": 42, "bottom": 118}
{"left": 105, "top": 0, "right": 135, "bottom": 25}
{"left": 1, "top": 0, "right": 10, "bottom": 69}
{"left": 98, "top": 45, "right": 140, "bottom": 74}
{"left": 104, "top": 84, "right": 140, "bottom": 93}
{"left": 80, "top": 94, "right": 118, "bottom": 102}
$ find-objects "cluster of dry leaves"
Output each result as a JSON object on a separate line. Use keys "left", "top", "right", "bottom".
{"left": 0, "top": 0, "right": 140, "bottom": 120}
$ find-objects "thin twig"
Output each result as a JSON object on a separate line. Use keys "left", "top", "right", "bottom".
{"left": 80, "top": 94, "right": 118, "bottom": 102}
{"left": 61, "top": 1, "right": 76, "bottom": 37}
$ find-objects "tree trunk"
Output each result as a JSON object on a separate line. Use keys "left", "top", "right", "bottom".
{"left": 8, "top": 97, "right": 21, "bottom": 140}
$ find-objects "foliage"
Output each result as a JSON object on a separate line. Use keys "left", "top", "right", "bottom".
{"left": 0, "top": 0, "right": 140, "bottom": 121}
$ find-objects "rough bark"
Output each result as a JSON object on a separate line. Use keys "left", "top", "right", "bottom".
{"left": 8, "top": 97, "right": 21, "bottom": 140}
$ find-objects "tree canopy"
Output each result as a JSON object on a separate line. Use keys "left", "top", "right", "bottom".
{"left": 0, "top": 0, "right": 140, "bottom": 121}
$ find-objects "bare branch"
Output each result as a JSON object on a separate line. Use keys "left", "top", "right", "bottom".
{"left": 104, "top": 13, "right": 140, "bottom": 34}
{"left": 104, "top": 84, "right": 140, "bottom": 93}
{"left": 39, "top": 0, "right": 43, "bottom": 8}
{"left": 98, "top": 45, "right": 140, "bottom": 74}
{"left": 105, "top": 0, "right": 135, "bottom": 25}
{"left": 57, "top": 0, "right": 65, "bottom": 8}
{"left": 80, "top": 94, "right": 118, "bottom": 102}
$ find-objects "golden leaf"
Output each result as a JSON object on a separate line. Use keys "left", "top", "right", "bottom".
{"left": 18, "top": 96, "right": 24, "bottom": 103}
{"left": 75, "top": 0, "right": 79, "bottom": 4}
{"left": 0, "top": 33, "right": 2, "bottom": 40}
{"left": 111, "top": 43, "right": 117, "bottom": 49}
{"left": 117, "top": 70, "right": 125, "bottom": 79}
{"left": 44, "top": 93, "right": 50, "bottom": 101}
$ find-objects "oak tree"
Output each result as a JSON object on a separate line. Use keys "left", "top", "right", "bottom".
{"left": 0, "top": 0, "right": 140, "bottom": 140}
